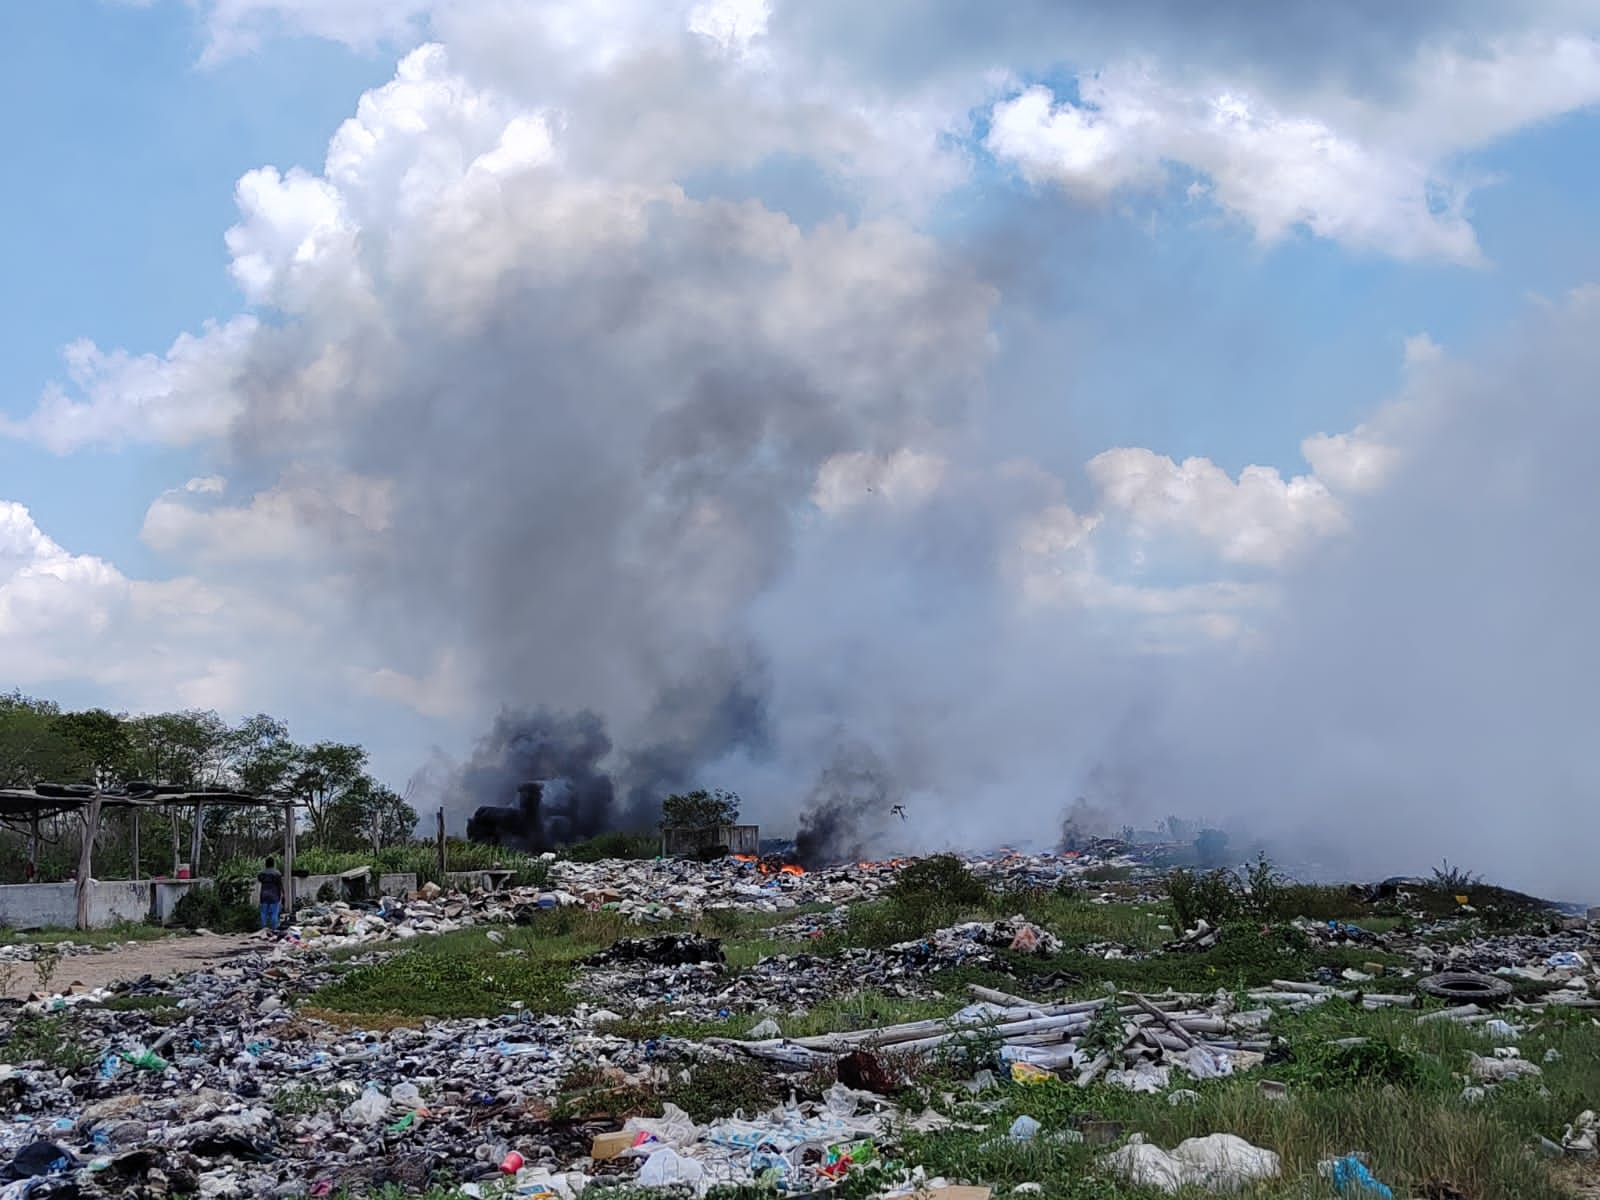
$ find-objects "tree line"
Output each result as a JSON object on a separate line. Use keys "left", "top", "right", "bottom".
{"left": 0, "top": 691, "right": 417, "bottom": 881}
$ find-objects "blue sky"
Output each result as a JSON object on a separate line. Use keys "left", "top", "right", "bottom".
{"left": 1, "top": 0, "right": 1598, "bottom": 865}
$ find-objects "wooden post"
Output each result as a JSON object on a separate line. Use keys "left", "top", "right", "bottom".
{"left": 435, "top": 807, "right": 446, "bottom": 879}
{"left": 169, "top": 809, "right": 181, "bottom": 875}
{"left": 28, "top": 814, "right": 40, "bottom": 875}
{"left": 75, "top": 797, "right": 102, "bottom": 930}
{"left": 131, "top": 809, "right": 141, "bottom": 880}
{"left": 189, "top": 804, "right": 204, "bottom": 876}
{"left": 281, "top": 802, "right": 296, "bottom": 918}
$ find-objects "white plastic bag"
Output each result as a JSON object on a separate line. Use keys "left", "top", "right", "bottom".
{"left": 341, "top": 1086, "right": 390, "bottom": 1126}
{"left": 636, "top": 1147, "right": 706, "bottom": 1188}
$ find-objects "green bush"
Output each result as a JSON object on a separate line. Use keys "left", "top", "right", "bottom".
{"left": 1167, "top": 867, "right": 1240, "bottom": 930}
{"left": 171, "top": 883, "right": 257, "bottom": 933}
{"left": 565, "top": 831, "right": 659, "bottom": 862}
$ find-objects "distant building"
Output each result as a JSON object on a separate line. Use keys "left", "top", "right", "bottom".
{"left": 661, "top": 823, "right": 760, "bottom": 858}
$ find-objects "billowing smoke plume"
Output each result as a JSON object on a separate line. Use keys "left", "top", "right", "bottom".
{"left": 794, "top": 745, "right": 901, "bottom": 866}
{"left": 81, "top": 3, "right": 1600, "bottom": 897}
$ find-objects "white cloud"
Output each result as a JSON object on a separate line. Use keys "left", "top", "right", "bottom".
{"left": 2, "top": 318, "right": 257, "bottom": 453}
{"left": 986, "top": 37, "right": 1600, "bottom": 262}
{"left": 987, "top": 73, "right": 1477, "bottom": 262}
{"left": 1088, "top": 446, "right": 1348, "bottom": 566}
{"left": 352, "top": 651, "right": 471, "bottom": 719}
{"left": 689, "top": 0, "right": 770, "bottom": 55}
{"left": 1301, "top": 426, "right": 1400, "bottom": 494}
{"left": 226, "top": 167, "right": 356, "bottom": 308}
{"left": 195, "top": 0, "right": 434, "bottom": 64}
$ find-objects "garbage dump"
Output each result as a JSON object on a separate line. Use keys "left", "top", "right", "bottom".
{"left": 1, "top": 848, "right": 1596, "bottom": 1199}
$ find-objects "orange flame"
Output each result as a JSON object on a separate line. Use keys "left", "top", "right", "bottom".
{"left": 779, "top": 864, "right": 806, "bottom": 876}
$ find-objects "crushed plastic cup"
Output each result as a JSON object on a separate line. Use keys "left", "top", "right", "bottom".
{"left": 500, "top": 1151, "right": 525, "bottom": 1174}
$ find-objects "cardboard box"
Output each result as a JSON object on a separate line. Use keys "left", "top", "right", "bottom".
{"left": 590, "top": 1132, "right": 634, "bottom": 1161}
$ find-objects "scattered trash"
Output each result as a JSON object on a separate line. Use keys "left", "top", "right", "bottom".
{"left": 1468, "top": 1054, "right": 1543, "bottom": 1083}
{"left": 1320, "top": 1154, "right": 1394, "bottom": 1198}
{"left": 1008, "top": 1116, "right": 1041, "bottom": 1142}
{"left": 1103, "top": 1132, "right": 1280, "bottom": 1193}
{"left": 1562, "top": 1111, "right": 1599, "bottom": 1157}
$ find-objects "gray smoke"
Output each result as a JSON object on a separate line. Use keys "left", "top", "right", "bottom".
{"left": 197, "top": 9, "right": 1600, "bottom": 897}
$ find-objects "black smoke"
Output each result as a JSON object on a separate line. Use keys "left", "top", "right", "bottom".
{"left": 459, "top": 678, "right": 773, "bottom": 850}
{"left": 459, "top": 710, "right": 619, "bottom": 851}
{"left": 793, "top": 744, "right": 900, "bottom": 866}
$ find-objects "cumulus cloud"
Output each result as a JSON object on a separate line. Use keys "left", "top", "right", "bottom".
{"left": 0, "top": 502, "right": 248, "bottom": 709}
{"left": 2, "top": 318, "right": 256, "bottom": 453}
{"left": 1088, "top": 446, "right": 1348, "bottom": 566}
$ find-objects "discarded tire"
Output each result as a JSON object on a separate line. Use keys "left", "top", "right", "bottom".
{"left": 1416, "top": 971, "right": 1513, "bottom": 1004}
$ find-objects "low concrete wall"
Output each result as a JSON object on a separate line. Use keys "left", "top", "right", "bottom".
{"left": 151, "top": 878, "right": 209, "bottom": 924}
{"left": 0, "top": 880, "right": 150, "bottom": 930}
{"left": 90, "top": 881, "right": 151, "bottom": 926}
{"left": 1, "top": 870, "right": 421, "bottom": 931}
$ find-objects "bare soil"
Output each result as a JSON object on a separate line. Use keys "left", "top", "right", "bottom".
{"left": 1, "top": 932, "right": 258, "bottom": 1000}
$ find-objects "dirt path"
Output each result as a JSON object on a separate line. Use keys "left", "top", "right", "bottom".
{"left": 2, "top": 933, "right": 259, "bottom": 1000}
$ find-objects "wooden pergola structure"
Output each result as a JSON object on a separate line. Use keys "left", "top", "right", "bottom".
{"left": 0, "top": 785, "right": 296, "bottom": 929}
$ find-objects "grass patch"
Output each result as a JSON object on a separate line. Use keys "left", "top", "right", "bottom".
{"left": 3, "top": 1014, "right": 97, "bottom": 1071}
{"left": 945, "top": 922, "right": 1409, "bottom": 1001}
{"left": 312, "top": 929, "right": 577, "bottom": 1018}
{"left": 864, "top": 1000, "right": 1600, "bottom": 1200}
{"left": 0, "top": 920, "right": 173, "bottom": 947}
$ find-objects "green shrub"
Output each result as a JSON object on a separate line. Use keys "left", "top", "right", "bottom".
{"left": 565, "top": 832, "right": 659, "bottom": 862}
{"left": 171, "top": 883, "right": 257, "bottom": 932}
{"left": 1167, "top": 867, "right": 1240, "bottom": 930}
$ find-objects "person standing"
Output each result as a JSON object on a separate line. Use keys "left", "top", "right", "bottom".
{"left": 258, "top": 857, "right": 284, "bottom": 932}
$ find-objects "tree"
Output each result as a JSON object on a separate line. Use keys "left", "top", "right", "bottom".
{"left": 290, "top": 742, "right": 369, "bottom": 846}
{"left": 57, "top": 708, "right": 133, "bottom": 788}
{"left": 123, "top": 710, "right": 233, "bottom": 871}
{"left": 326, "top": 775, "right": 418, "bottom": 851}
{"left": 659, "top": 788, "right": 741, "bottom": 834}
{"left": 0, "top": 692, "right": 87, "bottom": 787}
